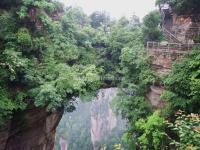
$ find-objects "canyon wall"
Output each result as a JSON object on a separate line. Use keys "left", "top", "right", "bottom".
{"left": 146, "top": 7, "right": 200, "bottom": 108}
{"left": 147, "top": 45, "right": 190, "bottom": 108}
{"left": 55, "top": 88, "right": 125, "bottom": 150}
{"left": 0, "top": 104, "right": 63, "bottom": 150}
{"left": 90, "top": 88, "right": 118, "bottom": 150}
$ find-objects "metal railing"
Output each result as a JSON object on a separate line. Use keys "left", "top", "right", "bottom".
{"left": 162, "top": 25, "right": 200, "bottom": 44}
{"left": 172, "top": 26, "right": 200, "bottom": 37}
{"left": 147, "top": 42, "right": 200, "bottom": 53}
{"left": 163, "top": 27, "right": 181, "bottom": 43}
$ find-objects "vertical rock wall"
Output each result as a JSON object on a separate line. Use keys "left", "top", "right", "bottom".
{"left": 0, "top": 105, "right": 63, "bottom": 150}
{"left": 90, "top": 88, "right": 118, "bottom": 150}
{"left": 55, "top": 88, "right": 125, "bottom": 150}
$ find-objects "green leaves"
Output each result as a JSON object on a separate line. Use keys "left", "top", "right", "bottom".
{"left": 156, "top": 0, "right": 200, "bottom": 14}
{"left": 135, "top": 111, "right": 170, "bottom": 149}
{"left": 168, "top": 111, "right": 200, "bottom": 149}
{"left": 0, "top": 0, "right": 102, "bottom": 124}
{"left": 17, "top": 28, "right": 32, "bottom": 47}
{"left": 27, "top": 63, "right": 100, "bottom": 112}
{"left": 163, "top": 51, "right": 200, "bottom": 114}
{"left": 142, "top": 10, "right": 162, "bottom": 43}
{"left": 34, "top": 83, "right": 63, "bottom": 111}
{"left": 2, "top": 48, "right": 29, "bottom": 80}
{"left": 0, "top": 88, "right": 27, "bottom": 126}
{"left": 17, "top": 6, "right": 28, "bottom": 19}
{"left": 0, "top": 12, "right": 16, "bottom": 40}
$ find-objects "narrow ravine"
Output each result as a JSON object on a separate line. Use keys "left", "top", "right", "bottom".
{"left": 55, "top": 88, "right": 126, "bottom": 150}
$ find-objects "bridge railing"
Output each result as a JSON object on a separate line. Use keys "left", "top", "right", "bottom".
{"left": 147, "top": 42, "right": 200, "bottom": 53}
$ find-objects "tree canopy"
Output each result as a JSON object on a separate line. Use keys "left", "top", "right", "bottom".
{"left": 156, "top": 0, "right": 200, "bottom": 15}
{"left": 0, "top": 0, "right": 200, "bottom": 149}
{"left": 0, "top": 0, "right": 101, "bottom": 124}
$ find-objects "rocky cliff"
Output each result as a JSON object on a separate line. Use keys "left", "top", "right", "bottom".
{"left": 146, "top": 10, "right": 200, "bottom": 108}
{"left": 55, "top": 88, "right": 126, "bottom": 150}
{"left": 90, "top": 88, "right": 118, "bottom": 150}
{"left": 0, "top": 104, "right": 63, "bottom": 150}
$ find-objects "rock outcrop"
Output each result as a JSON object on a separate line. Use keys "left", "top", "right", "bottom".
{"left": 90, "top": 88, "right": 118, "bottom": 150}
{"left": 146, "top": 86, "right": 165, "bottom": 108}
{"left": 147, "top": 5, "right": 200, "bottom": 108}
{"left": 161, "top": 3, "right": 200, "bottom": 44}
{"left": 55, "top": 88, "right": 126, "bottom": 150}
{"left": 0, "top": 104, "right": 63, "bottom": 150}
{"left": 59, "top": 137, "right": 68, "bottom": 150}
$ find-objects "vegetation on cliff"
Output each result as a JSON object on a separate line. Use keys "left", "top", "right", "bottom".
{"left": 0, "top": 0, "right": 101, "bottom": 125}
{"left": 0, "top": 0, "right": 200, "bottom": 149}
{"left": 112, "top": 1, "right": 200, "bottom": 149}
{"left": 156, "top": 0, "right": 200, "bottom": 15}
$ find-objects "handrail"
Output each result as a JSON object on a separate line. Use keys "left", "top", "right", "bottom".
{"left": 147, "top": 41, "right": 200, "bottom": 52}
{"left": 163, "top": 27, "right": 182, "bottom": 43}
{"left": 173, "top": 26, "right": 200, "bottom": 30}
{"left": 171, "top": 26, "right": 200, "bottom": 38}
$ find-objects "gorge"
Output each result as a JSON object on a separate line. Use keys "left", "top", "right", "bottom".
{"left": 55, "top": 88, "right": 126, "bottom": 150}
{"left": 0, "top": 0, "right": 200, "bottom": 149}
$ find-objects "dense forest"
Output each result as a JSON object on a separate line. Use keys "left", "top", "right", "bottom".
{"left": 0, "top": 0, "right": 200, "bottom": 149}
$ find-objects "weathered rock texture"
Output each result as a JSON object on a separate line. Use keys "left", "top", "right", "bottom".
{"left": 146, "top": 86, "right": 165, "bottom": 108}
{"left": 148, "top": 48, "right": 186, "bottom": 76}
{"left": 0, "top": 104, "right": 63, "bottom": 150}
{"left": 59, "top": 137, "right": 68, "bottom": 150}
{"left": 147, "top": 45, "right": 188, "bottom": 107}
{"left": 56, "top": 88, "right": 125, "bottom": 150}
{"left": 90, "top": 88, "right": 118, "bottom": 150}
{"left": 162, "top": 8, "right": 200, "bottom": 44}
{"left": 146, "top": 4, "right": 200, "bottom": 107}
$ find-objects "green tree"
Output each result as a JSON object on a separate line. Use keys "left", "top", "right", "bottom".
{"left": 90, "top": 11, "right": 110, "bottom": 28}
{"left": 142, "top": 10, "right": 162, "bottom": 43}
{"left": 156, "top": 0, "right": 200, "bottom": 15}
{"left": 162, "top": 51, "right": 200, "bottom": 115}
{"left": 0, "top": 0, "right": 100, "bottom": 125}
{"left": 168, "top": 111, "right": 200, "bottom": 150}
{"left": 135, "top": 111, "right": 170, "bottom": 149}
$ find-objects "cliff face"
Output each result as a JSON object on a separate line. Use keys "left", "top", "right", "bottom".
{"left": 0, "top": 105, "right": 63, "bottom": 150}
{"left": 55, "top": 88, "right": 126, "bottom": 150}
{"left": 147, "top": 10, "right": 199, "bottom": 108}
{"left": 162, "top": 6, "right": 200, "bottom": 44}
{"left": 147, "top": 45, "right": 187, "bottom": 108}
{"left": 90, "top": 88, "right": 118, "bottom": 150}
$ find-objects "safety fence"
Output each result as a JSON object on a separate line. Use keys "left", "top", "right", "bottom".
{"left": 147, "top": 42, "right": 200, "bottom": 53}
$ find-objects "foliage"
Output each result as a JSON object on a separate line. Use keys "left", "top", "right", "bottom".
{"left": 94, "top": 18, "right": 142, "bottom": 86}
{"left": 17, "top": 28, "right": 32, "bottom": 48}
{"left": 168, "top": 111, "right": 200, "bottom": 149}
{"left": 111, "top": 20, "right": 156, "bottom": 149}
{"left": 0, "top": 88, "right": 27, "bottom": 125}
{"left": 156, "top": 0, "right": 200, "bottom": 15}
{"left": 1, "top": 0, "right": 199, "bottom": 149}
{"left": 162, "top": 51, "right": 200, "bottom": 114}
{"left": 142, "top": 10, "right": 162, "bottom": 43}
{"left": 90, "top": 11, "right": 110, "bottom": 28}
{"left": 114, "top": 27, "right": 155, "bottom": 121}
{"left": 112, "top": 93, "right": 150, "bottom": 122}
{"left": 0, "top": 0, "right": 100, "bottom": 125}
{"left": 135, "top": 111, "right": 170, "bottom": 149}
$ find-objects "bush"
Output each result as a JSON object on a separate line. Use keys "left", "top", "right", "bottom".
{"left": 168, "top": 111, "right": 200, "bottom": 149}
